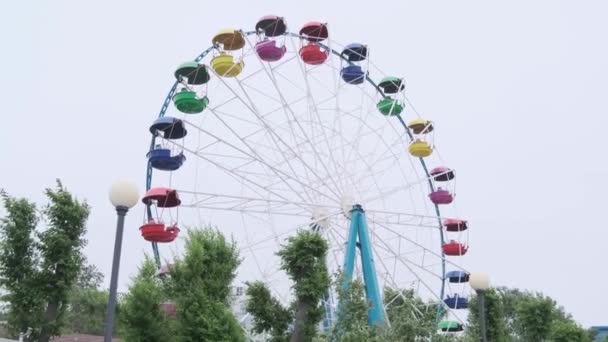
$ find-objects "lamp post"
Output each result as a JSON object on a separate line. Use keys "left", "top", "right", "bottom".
{"left": 470, "top": 272, "right": 490, "bottom": 342}
{"left": 105, "top": 181, "right": 139, "bottom": 342}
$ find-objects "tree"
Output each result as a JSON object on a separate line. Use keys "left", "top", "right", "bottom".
{"left": 0, "top": 182, "right": 90, "bottom": 342}
{"left": 246, "top": 230, "right": 330, "bottom": 342}
{"left": 245, "top": 281, "right": 291, "bottom": 341}
{"left": 0, "top": 194, "right": 42, "bottom": 338}
{"left": 119, "top": 227, "right": 246, "bottom": 342}
{"left": 550, "top": 320, "right": 593, "bottom": 342}
{"left": 465, "top": 289, "right": 508, "bottom": 342}
{"left": 37, "top": 182, "right": 90, "bottom": 342}
{"left": 168, "top": 227, "right": 244, "bottom": 342}
{"left": 63, "top": 261, "right": 107, "bottom": 335}
{"left": 382, "top": 288, "right": 440, "bottom": 342}
{"left": 277, "top": 230, "right": 329, "bottom": 342}
{"left": 465, "top": 287, "right": 593, "bottom": 342}
{"left": 119, "top": 256, "right": 172, "bottom": 342}
{"left": 328, "top": 278, "right": 381, "bottom": 342}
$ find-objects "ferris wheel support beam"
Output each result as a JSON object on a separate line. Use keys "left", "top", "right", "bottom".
{"left": 341, "top": 204, "right": 385, "bottom": 326}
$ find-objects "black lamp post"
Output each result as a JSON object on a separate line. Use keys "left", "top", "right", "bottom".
{"left": 105, "top": 181, "right": 139, "bottom": 342}
{"left": 470, "top": 272, "right": 490, "bottom": 342}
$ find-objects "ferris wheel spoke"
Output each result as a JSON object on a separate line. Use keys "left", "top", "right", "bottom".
{"left": 286, "top": 36, "right": 351, "bottom": 196}
{"left": 324, "top": 216, "right": 435, "bottom": 322}
{"left": 182, "top": 118, "right": 340, "bottom": 205}
{"left": 366, "top": 227, "right": 466, "bottom": 324}
{"left": 250, "top": 38, "right": 349, "bottom": 200}
{"left": 369, "top": 219, "right": 469, "bottom": 272}
{"left": 178, "top": 190, "right": 346, "bottom": 218}
{"left": 230, "top": 74, "right": 344, "bottom": 202}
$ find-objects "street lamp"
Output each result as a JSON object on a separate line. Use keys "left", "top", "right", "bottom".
{"left": 470, "top": 272, "right": 490, "bottom": 342}
{"left": 105, "top": 181, "right": 139, "bottom": 342}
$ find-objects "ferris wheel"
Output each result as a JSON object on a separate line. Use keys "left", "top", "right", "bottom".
{"left": 141, "top": 15, "right": 472, "bottom": 335}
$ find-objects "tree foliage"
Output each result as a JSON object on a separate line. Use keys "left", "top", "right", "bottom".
{"left": 119, "top": 227, "right": 245, "bottom": 342}
{"left": 328, "top": 278, "right": 380, "bottom": 342}
{"left": 63, "top": 261, "right": 108, "bottom": 335}
{"left": 168, "top": 228, "right": 244, "bottom": 342}
{"left": 327, "top": 278, "right": 446, "bottom": 342}
{"left": 0, "top": 193, "right": 43, "bottom": 338}
{"left": 119, "top": 256, "right": 172, "bottom": 342}
{"left": 246, "top": 230, "right": 330, "bottom": 342}
{"left": 37, "top": 182, "right": 90, "bottom": 342}
{"left": 245, "top": 281, "right": 291, "bottom": 341}
{"left": 0, "top": 182, "right": 90, "bottom": 342}
{"left": 465, "top": 287, "right": 593, "bottom": 342}
{"left": 465, "top": 289, "right": 508, "bottom": 342}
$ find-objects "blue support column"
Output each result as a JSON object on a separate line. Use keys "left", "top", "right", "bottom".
{"left": 353, "top": 205, "right": 384, "bottom": 326}
{"left": 342, "top": 208, "right": 359, "bottom": 289}
{"left": 340, "top": 204, "right": 385, "bottom": 326}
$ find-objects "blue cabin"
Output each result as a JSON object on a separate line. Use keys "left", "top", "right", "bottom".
{"left": 444, "top": 294, "right": 469, "bottom": 309}
{"left": 149, "top": 117, "right": 187, "bottom": 139}
{"left": 340, "top": 43, "right": 367, "bottom": 85}
{"left": 148, "top": 147, "right": 186, "bottom": 171}
{"left": 446, "top": 270, "right": 470, "bottom": 283}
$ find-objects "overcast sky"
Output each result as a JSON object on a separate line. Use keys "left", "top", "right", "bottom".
{"left": 1, "top": 0, "right": 607, "bottom": 327}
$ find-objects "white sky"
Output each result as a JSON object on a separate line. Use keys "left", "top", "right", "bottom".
{"left": 1, "top": 0, "right": 607, "bottom": 326}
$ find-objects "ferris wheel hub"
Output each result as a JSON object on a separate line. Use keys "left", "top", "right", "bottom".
{"left": 341, "top": 194, "right": 356, "bottom": 219}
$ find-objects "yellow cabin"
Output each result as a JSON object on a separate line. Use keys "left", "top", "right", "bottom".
{"left": 212, "top": 28, "right": 246, "bottom": 51}
{"left": 211, "top": 53, "right": 244, "bottom": 77}
{"left": 407, "top": 119, "right": 434, "bottom": 135}
{"left": 409, "top": 140, "right": 433, "bottom": 158}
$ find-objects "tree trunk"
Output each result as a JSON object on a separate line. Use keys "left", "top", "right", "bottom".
{"left": 38, "top": 301, "right": 59, "bottom": 342}
{"left": 290, "top": 300, "right": 311, "bottom": 342}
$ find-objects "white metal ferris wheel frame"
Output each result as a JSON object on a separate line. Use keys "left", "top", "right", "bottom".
{"left": 145, "top": 29, "right": 469, "bottom": 328}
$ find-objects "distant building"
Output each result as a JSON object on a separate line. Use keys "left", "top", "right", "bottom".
{"left": 592, "top": 326, "right": 608, "bottom": 341}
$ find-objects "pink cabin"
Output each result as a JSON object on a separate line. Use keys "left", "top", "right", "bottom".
{"left": 429, "top": 189, "right": 454, "bottom": 205}
{"left": 430, "top": 166, "right": 455, "bottom": 182}
{"left": 443, "top": 218, "right": 468, "bottom": 232}
{"left": 256, "top": 39, "right": 286, "bottom": 62}
{"left": 160, "top": 302, "right": 176, "bottom": 316}
{"left": 442, "top": 241, "right": 469, "bottom": 256}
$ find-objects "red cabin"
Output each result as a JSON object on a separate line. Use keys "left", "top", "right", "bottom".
{"left": 442, "top": 241, "right": 468, "bottom": 256}
{"left": 159, "top": 302, "right": 176, "bottom": 316}
{"left": 140, "top": 221, "right": 180, "bottom": 243}
{"left": 142, "top": 187, "right": 181, "bottom": 207}
{"left": 443, "top": 218, "right": 468, "bottom": 232}
{"left": 299, "top": 44, "right": 329, "bottom": 65}
{"left": 299, "top": 21, "right": 329, "bottom": 65}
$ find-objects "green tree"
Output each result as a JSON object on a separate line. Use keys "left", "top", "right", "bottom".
{"left": 168, "top": 227, "right": 244, "bottom": 342}
{"left": 37, "top": 182, "right": 90, "bottom": 342}
{"left": 277, "top": 230, "right": 329, "bottom": 342}
{"left": 0, "top": 182, "right": 90, "bottom": 342}
{"left": 329, "top": 278, "right": 381, "bottom": 342}
{"left": 465, "top": 289, "right": 508, "bottom": 342}
{"left": 0, "top": 194, "right": 42, "bottom": 338}
{"left": 63, "top": 261, "right": 107, "bottom": 335}
{"left": 550, "top": 320, "right": 593, "bottom": 342}
{"left": 245, "top": 281, "right": 291, "bottom": 341}
{"left": 382, "top": 287, "right": 438, "bottom": 341}
{"left": 119, "top": 256, "right": 172, "bottom": 342}
{"left": 246, "top": 230, "right": 330, "bottom": 342}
